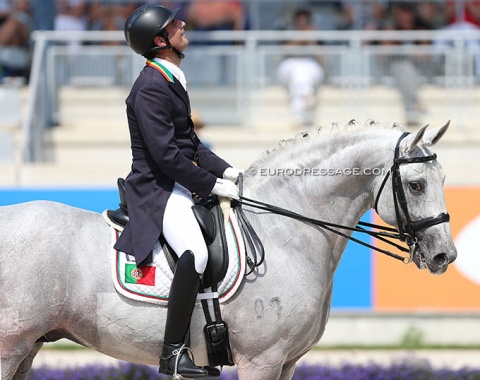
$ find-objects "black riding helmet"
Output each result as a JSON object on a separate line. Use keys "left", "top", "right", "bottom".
{"left": 124, "top": 4, "right": 184, "bottom": 59}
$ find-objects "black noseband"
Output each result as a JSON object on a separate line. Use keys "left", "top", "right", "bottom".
{"left": 410, "top": 212, "right": 450, "bottom": 232}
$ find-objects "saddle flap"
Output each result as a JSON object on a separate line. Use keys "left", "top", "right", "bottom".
{"left": 193, "top": 204, "right": 229, "bottom": 288}
{"left": 192, "top": 205, "right": 216, "bottom": 245}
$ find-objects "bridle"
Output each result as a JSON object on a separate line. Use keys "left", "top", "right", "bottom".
{"left": 373, "top": 132, "right": 450, "bottom": 253}
{"left": 234, "top": 131, "right": 450, "bottom": 274}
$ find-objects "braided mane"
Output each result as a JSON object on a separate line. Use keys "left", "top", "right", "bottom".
{"left": 249, "top": 119, "right": 405, "bottom": 169}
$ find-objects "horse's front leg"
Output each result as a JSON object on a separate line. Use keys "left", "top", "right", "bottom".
{"left": 278, "top": 362, "right": 296, "bottom": 380}
{"left": 237, "top": 363, "right": 283, "bottom": 380}
{"left": 1, "top": 336, "right": 39, "bottom": 380}
{"left": 12, "top": 342, "right": 43, "bottom": 380}
{"left": 236, "top": 351, "right": 287, "bottom": 380}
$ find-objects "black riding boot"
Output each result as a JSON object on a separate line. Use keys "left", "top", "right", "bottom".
{"left": 159, "top": 251, "right": 208, "bottom": 379}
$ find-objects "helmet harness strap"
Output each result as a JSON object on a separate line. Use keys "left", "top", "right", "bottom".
{"left": 146, "top": 30, "right": 185, "bottom": 60}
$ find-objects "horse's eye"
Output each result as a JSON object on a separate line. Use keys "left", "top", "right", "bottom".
{"left": 409, "top": 181, "right": 423, "bottom": 191}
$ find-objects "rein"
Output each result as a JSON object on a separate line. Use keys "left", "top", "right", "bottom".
{"left": 234, "top": 195, "right": 409, "bottom": 275}
{"left": 234, "top": 132, "right": 450, "bottom": 274}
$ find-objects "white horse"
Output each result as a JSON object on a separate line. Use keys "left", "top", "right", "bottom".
{"left": 0, "top": 120, "right": 456, "bottom": 380}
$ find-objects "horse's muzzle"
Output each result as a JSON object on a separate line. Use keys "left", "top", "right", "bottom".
{"left": 426, "top": 249, "right": 457, "bottom": 274}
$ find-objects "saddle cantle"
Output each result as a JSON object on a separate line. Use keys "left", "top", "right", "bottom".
{"left": 107, "top": 178, "right": 229, "bottom": 289}
{"left": 112, "top": 178, "right": 129, "bottom": 227}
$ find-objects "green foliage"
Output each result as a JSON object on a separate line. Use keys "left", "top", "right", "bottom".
{"left": 401, "top": 325, "right": 425, "bottom": 349}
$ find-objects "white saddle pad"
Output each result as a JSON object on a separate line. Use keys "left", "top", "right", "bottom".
{"left": 109, "top": 210, "right": 245, "bottom": 306}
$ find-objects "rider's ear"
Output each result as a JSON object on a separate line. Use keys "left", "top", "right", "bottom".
{"left": 422, "top": 120, "right": 450, "bottom": 147}
{"left": 404, "top": 124, "right": 428, "bottom": 154}
{"left": 154, "top": 36, "right": 166, "bottom": 47}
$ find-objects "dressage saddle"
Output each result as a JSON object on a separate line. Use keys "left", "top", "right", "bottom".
{"left": 108, "top": 178, "right": 230, "bottom": 289}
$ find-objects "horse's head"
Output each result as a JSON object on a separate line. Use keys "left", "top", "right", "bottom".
{"left": 375, "top": 122, "right": 457, "bottom": 274}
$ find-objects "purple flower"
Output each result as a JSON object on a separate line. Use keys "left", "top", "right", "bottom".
{"left": 28, "top": 361, "right": 480, "bottom": 380}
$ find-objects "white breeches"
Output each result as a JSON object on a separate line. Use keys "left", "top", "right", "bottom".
{"left": 162, "top": 183, "right": 208, "bottom": 275}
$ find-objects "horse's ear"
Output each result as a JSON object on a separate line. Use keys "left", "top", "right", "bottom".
{"left": 404, "top": 124, "right": 429, "bottom": 154}
{"left": 422, "top": 120, "right": 450, "bottom": 147}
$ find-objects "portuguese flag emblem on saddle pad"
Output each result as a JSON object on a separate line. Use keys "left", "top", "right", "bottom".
{"left": 125, "top": 264, "right": 156, "bottom": 286}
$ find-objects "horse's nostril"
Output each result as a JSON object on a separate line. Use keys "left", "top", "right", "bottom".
{"left": 433, "top": 253, "right": 448, "bottom": 266}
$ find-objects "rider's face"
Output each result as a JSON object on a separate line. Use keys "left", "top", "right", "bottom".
{"left": 163, "top": 19, "right": 189, "bottom": 52}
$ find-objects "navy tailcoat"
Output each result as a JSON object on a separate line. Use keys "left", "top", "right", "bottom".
{"left": 114, "top": 62, "right": 230, "bottom": 266}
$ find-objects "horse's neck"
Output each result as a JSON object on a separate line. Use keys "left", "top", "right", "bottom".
{"left": 239, "top": 130, "right": 395, "bottom": 308}
{"left": 244, "top": 134, "right": 387, "bottom": 229}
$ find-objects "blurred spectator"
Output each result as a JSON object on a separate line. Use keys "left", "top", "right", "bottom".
{"left": 185, "top": 0, "right": 244, "bottom": 85}
{"left": 276, "top": 8, "right": 325, "bottom": 128}
{"left": 446, "top": 0, "right": 480, "bottom": 27}
{"left": 0, "top": 0, "right": 32, "bottom": 81}
{"left": 304, "top": 1, "right": 345, "bottom": 30}
{"left": 88, "top": 1, "right": 137, "bottom": 34}
{"left": 433, "top": 1, "right": 480, "bottom": 81}
{"left": 186, "top": 0, "right": 244, "bottom": 41}
{"left": 55, "top": 0, "right": 87, "bottom": 32}
{"left": 381, "top": 2, "right": 431, "bottom": 126}
{"left": 341, "top": 0, "right": 389, "bottom": 31}
{"left": 31, "top": 0, "right": 55, "bottom": 31}
{"left": 55, "top": 0, "right": 88, "bottom": 53}
{"left": 416, "top": 1, "right": 446, "bottom": 30}
{"left": 0, "top": 0, "right": 9, "bottom": 17}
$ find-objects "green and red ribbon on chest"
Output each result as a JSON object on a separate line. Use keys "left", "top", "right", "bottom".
{"left": 146, "top": 59, "right": 175, "bottom": 83}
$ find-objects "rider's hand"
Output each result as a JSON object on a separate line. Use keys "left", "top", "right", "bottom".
{"left": 212, "top": 178, "right": 240, "bottom": 200}
{"left": 223, "top": 167, "right": 243, "bottom": 183}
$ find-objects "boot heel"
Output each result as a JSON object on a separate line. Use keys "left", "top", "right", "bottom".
{"left": 159, "top": 343, "right": 208, "bottom": 378}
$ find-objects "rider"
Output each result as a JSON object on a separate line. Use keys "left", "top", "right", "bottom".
{"left": 116, "top": 4, "right": 241, "bottom": 378}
